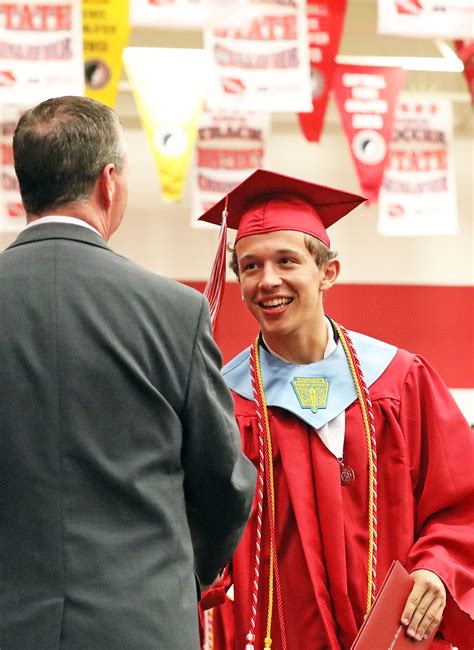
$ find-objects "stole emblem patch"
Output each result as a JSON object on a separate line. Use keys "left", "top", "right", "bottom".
{"left": 291, "top": 377, "right": 329, "bottom": 414}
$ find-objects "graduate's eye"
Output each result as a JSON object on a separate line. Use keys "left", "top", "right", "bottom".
{"left": 279, "top": 257, "right": 295, "bottom": 266}
{"left": 241, "top": 261, "right": 258, "bottom": 272}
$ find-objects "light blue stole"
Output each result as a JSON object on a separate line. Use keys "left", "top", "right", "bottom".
{"left": 222, "top": 329, "right": 397, "bottom": 431}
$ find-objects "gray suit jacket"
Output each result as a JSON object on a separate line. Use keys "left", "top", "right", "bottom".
{"left": 0, "top": 223, "right": 256, "bottom": 649}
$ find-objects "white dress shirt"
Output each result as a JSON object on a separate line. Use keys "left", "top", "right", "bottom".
{"left": 263, "top": 317, "right": 346, "bottom": 459}
{"left": 25, "top": 215, "right": 101, "bottom": 237}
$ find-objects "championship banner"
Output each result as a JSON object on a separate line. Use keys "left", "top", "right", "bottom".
{"left": 0, "top": 104, "right": 26, "bottom": 232}
{"left": 455, "top": 40, "right": 474, "bottom": 106}
{"left": 130, "top": 0, "right": 206, "bottom": 29}
{"left": 333, "top": 64, "right": 406, "bottom": 203}
{"left": 191, "top": 108, "right": 270, "bottom": 225}
{"left": 298, "top": 0, "right": 347, "bottom": 142}
{"left": 123, "top": 47, "right": 209, "bottom": 203}
{"left": 377, "top": 0, "right": 474, "bottom": 39}
{"left": 0, "top": 0, "right": 84, "bottom": 104}
{"left": 83, "top": 0, "right": 130, "bottom": 108}
{"left": 378, "top": 97, "right": 458, "bottom": 236}
{"left": 204, "top": 0, "right": 312, "bottom": 112}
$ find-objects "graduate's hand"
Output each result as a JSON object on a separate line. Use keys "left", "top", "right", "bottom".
{"left": 401, "top": 569, "right": 446, "bottom": 641}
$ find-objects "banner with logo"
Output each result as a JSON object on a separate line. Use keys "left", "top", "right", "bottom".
{"left": 0, "top": 104, "right": 26, "bottom": 232}
{"left": 204, "top": 0, "right": 312, "bottom": 112}
{"left": 377, "top": 0, "right": 473, "bottom": 39}
{"left": 130, "top": 0, "right": 206, "bottom": 28}
{"left": 333, "top": 64, "right": 406, "bottom": 203}
{"left": 298, "top": 0, "right": 347, "bottom": 142}
{"left": 83, "top": 0, "right": 130, "bottom": 108}
{"left": 123, "top": 47, "right": 209, "bottom": 202}
{"left": 191, "top": 108, "right": 270, "bottom": 225}
{"left": 455, "top": 40, "right": 474, "bottom": 105}
{"left": 0, "top": 0, "right": 84, "bottom": 104}
{"left": 378, "top": 97, "right": 457, "bottom": 236}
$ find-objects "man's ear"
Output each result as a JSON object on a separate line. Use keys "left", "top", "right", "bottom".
{"left": 320, "top": 258, "right": 340, "bottom": 292}
{"left": 98, "top": 163, "right": 116, "bottom": 209}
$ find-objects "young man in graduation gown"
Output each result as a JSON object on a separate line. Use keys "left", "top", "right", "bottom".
{"left": 198, "top": 169, "right": 474, "bottom": 650}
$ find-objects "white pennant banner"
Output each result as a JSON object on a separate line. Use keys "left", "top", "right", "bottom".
{"left": 378, "top": 96, "right": 458, "bottom": 236}
{"left": 204, "top": 0, "right": 312, "bottom": 112}
{"left": 191, "top": 108, "right": 270, "bottom": 225}
{"left": 0, "top": 0, "right": 84, "bottom": 104}
{"left": 0, "top": 104, "right": 26, "bottom": 232}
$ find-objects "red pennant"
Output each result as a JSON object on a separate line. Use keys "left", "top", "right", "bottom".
{"left": 332, "top": 64, "right": 406, "bottom": 203}
{"left": 454, "top": 40, "right": 474, "bottom": 107}
{"left": 297, "top": 0, "right": 347, "bottom": 142}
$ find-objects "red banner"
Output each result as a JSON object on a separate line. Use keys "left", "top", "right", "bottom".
{"left": 454, "top": 40, "right": 474, "bottom": 106}
{"left": 333, "top": 64, "right": 406, "bottom": 203}
{"left": 297, "top": 0, "right": 347, "bottom": 142}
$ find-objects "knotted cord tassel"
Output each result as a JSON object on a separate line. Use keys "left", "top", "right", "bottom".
{"left": 245, "top": 631, "right": 256, "bottom": 650}
{"left": 204, "top": 198, "right": 228, "bottom": 330}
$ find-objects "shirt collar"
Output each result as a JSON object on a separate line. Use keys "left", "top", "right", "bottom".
{"left": 25, "top": 216, "right": 101, "bottom": 237}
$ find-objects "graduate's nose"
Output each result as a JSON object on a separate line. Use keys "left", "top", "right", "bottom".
{"left": 259, "top": 263, "right": 282, "bottom": 290}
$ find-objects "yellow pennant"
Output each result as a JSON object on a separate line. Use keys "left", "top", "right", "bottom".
{"left": 291, "top": 377, "right": 329, "bottom": 414}
{"left": 83, "top": 0, "right": 130, "bottom": 108}
{"left": 123, "top": 47, "right": 209, "bottom": 202}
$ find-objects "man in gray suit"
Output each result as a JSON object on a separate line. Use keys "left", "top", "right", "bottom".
{"left": 0, "top": 95, "right": 256, "bottom": 649}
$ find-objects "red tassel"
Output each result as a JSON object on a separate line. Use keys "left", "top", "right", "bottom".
{"left": 204, "top": 199, "right": 228, "bottom": 330}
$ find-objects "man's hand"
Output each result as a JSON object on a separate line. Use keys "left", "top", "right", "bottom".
{"left": 401, "top": 569, "right": 446, "bottom": 641}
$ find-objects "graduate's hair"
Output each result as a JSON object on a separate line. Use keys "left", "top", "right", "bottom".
{"left": 13, "top": 95, "right": 126, "bottom": 216}
{"left": 228, "top": 234, "right": 338, "bottom": 279}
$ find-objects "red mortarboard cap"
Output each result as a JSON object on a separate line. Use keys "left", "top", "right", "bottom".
{"left": 199, "top": 169, "right": 366, "bottom": 329}
{"left": 199, "top": 168, "right": 366, "bottom": 247}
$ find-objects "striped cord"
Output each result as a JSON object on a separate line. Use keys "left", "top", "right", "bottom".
{"left": 248, "top": 338, "right": 288, "bottom": 650}
{"left": 245, "top": 343, "right": 267, "bottom": 650}
{"left": 202, "top": 608, "right": 214, "bottom": 650}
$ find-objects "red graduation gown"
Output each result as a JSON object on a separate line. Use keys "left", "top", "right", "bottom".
{"left": 209, "top": 349, "right": 474, "bottom": 650}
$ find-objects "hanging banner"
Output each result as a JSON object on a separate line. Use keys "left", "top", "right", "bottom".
{"left": 204, "top": 0, "right": 312, "bottom": 112}
{"left": 83, "top": 0, "right": 130, "bottom": 108}
{"left": 377, "top": 0, "right": 473, "bottom": 39}
{"left": 455, "top": 40, "right": 474, "bottom": 106}
{"left": 298, "top": 0, "right": 347, "bottom": 142}
{"left": 378, "top": 97, "right": 458, "bottom": 236}
{"left": 333, "top": 64, "right": 406, "bottom": 203}
{"left": 191, "top": 108, "right": 270, "bottom": 225}
{"left": 0, "top": 104, "right": 26, "bottom": 232}
{"left": 123, "top": 47, "right": 209, "bottom": 203}
{"left": 0, "top": 0, "right": 84, "bottom": 104}
{"left": 130, "top": 0, "right": 207, "bottom": 29}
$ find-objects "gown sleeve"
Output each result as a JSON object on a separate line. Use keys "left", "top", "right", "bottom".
{"left": 400, "top": 356, "right": 474, "bottom": 649}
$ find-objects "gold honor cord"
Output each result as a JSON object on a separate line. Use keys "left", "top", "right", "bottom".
{"left": 332, "top": 321, "right": 378, "bottom": 614}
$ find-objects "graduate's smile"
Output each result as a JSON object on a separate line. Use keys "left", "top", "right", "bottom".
{"left": 258, "top": 296, "right": 294, "bottom": 313}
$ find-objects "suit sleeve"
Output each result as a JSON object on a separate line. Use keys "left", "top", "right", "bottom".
{"left": 401, "top": 356, "right": 474, "bottom": 650}
{"left": 180, "top": 297, "right": 256, "bottom": 586}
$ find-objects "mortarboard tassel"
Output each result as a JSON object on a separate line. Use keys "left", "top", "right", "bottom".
{"left": 204, "top": 197, "right": 228, "bottom": 330}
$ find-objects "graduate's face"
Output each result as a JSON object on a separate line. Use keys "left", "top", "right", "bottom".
{"left": 236, "top": 230, "right": 337, "bottom": 343}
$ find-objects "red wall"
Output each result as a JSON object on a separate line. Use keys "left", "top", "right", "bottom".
{"left": 184, "top": 282, "right": 473, "bottom": 389}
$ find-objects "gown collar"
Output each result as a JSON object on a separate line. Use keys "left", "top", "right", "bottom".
{"left": 222, "top": 323, "right": 397, "bottom": 431}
